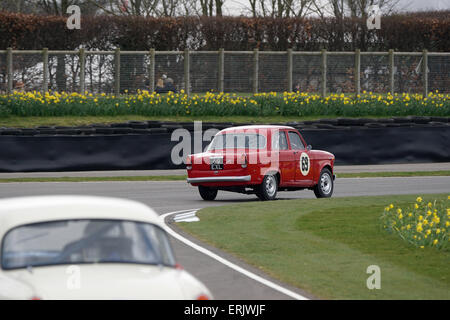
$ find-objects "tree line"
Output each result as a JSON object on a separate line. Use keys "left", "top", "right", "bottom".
{"left": 0, "top": 0, "right": 416, "bottom": 19}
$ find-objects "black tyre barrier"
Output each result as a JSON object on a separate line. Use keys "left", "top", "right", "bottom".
{"left": 1, "top": 117, "right": 448, "bottom": 138}
{"left": 0, "top": 129, "right": 23, "bottom": 136}
{"left": 317, "top": 119, "right": 339, "bottom": 125}
{"left": 365, "top": 123, "right": 386, "bottom": 128}
{"left": 36, "top": 127, "right": 56, "bottom": 135}
{"left": 0, "top": 125, "right": 448, "bottom": 172}
{"left": 178, "top": 123, "right": 196, "bottom": 131}
{"left": 55, "top": 129, "right": 80, "bottom": 135}
{"left": 146, "top": 121, "right": 164, "bottom": 128}
{"left": 302, "top": 126, "right": 450, "bottom": 165}
{"left": 112, "top": 127, "right": 133, "bottom": 134}
{"left": 392, "top": 117, "right": 413, "bottom": 124}
{"left": 20, "top": 128, "right": 39, "bottom": 136}
{"left": 376, "top": 119, "right": 395, "bottom": 124}
{"left": 430, "top": 122, "right": 448, "bottom": 126}
{"left": 314, "top": 124, "right": 339, "bottom": 129}
{"left": 297, "top": 125, "right": 320, "bottom": 130}
{"left": 90, "top": 123, "right": 111, "bottom": 128}
{"left": 130, "top": 128, "right": 154, "bottom": 134}
{"left": 128, "top": 121, "right": 149, "bottom": 129}
{"left": 161, "top": 124, "right": 183, "bottom": 133}
{"left": 110, "top": 122, "right": 131, "bottom": 128}
{"left": 337, "top": 118, "right": 365, "bottom": 126}
{"left": 73, "top": 127, "right": 96, "bottom": 135}
{"left": 0, "top": 117, "right": 450, "bottom": 172}
{"left": 430, "top": 117, "right": 449, "bottom": 122}
{"left": 410, "top": 116, "right": 431, "bottom": 124}
{"left": 94, "top": 127, "right": 116, "bottom": 135}
{"left": 148, "top": 127, "right": 168, "bottom": 134}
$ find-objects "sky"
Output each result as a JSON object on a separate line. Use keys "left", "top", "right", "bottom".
{"left": 222, "top": 0, "right": 450, "bottom": 16}
{"left": 398, "top": 0, "right": 449, "bottom": 11}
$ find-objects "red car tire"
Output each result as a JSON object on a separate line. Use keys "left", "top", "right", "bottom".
{"left": 256, "top": 174, "right": 278, "bottom": 201}
{"left": 198, "top": 186, "right": 218, "bottom": 201}
{"left": 313, "top": 168, "right": 334, "bottom": 198}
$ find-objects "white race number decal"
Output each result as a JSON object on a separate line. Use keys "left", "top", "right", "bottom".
{"left": 300, "top": 152, "right": 310, "bottom": 176}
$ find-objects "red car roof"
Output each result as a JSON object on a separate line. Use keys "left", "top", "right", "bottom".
{"left": 220, "top": 125, "right": 295, "bottom": 133}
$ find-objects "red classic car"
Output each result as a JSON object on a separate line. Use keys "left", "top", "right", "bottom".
{"left": 186, "top": 125, "right": 335, "bottom": 201}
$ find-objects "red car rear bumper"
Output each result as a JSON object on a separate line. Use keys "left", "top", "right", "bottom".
{"left": 187, "top": 175, "right": 252, "bottom": 184}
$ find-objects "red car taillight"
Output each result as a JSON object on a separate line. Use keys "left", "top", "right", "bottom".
{"left": 196, "top": 294, "right": 210, "bottom": 300}
{"left": 186, "top": 156, "right": 192, "bottom": 170}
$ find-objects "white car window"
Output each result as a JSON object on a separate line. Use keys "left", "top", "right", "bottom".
{"left": 2, "top": 220, "right": 175, "bottom": 270}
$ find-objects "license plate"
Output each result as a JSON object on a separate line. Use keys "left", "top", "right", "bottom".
{"left": 210, "top": 157, "right": 223, "bottom": 170}
{"left": 210, "top": 163, "right": 223, "bottom": 170}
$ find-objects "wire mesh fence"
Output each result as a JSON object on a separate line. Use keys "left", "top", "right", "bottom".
{"left": 327, "top": 53, "right": 355, "bottom": 94}
{"left": 395, "top": 54, "right": 423, "bottom": 94}
{"left": 12, "top": 52, "right": 43, "bottom": 92}
{"left": 48, "top": 53, "right": 82, "bottom": 93}
{"left": 360, "top": 53, "right": 390, "bottom": 93}
{"left": 223, "top": 52, "right": 253, "bottom": 93}
{"left": 428, "top": 54, "right": 450, "bottom": 94}
{"left": 154, "top": 52, "right": 185, "bottom": 93}
{"left": 85, "top": 53, "right": 114, "bottom": 94}
{"left": 190, "top": 52, "right": 219, "bottom": 93}
{"left": 292, "top": 53, "right": 322, "bottom": 93}
{"left": 259, "top": 52, "right": 288, "bottom": 93}
{"left": 0, "top": 49, "right": 448, "bottom": 96}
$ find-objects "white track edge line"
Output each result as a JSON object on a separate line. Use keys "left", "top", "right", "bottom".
{"left": 160, "top": 209, "right": 309, "bottom": 301}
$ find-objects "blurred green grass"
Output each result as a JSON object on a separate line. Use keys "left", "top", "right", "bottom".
{"left": 178, "top": 194, "right": 450, "bottom": 299}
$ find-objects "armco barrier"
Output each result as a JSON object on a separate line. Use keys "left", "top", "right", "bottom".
{"left": 0, "top": 119, "right": 449, "bottom": 172}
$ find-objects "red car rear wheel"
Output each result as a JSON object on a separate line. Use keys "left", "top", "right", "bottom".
{"left": 256, "top": 174, "right": 278, "bottom": 201}
{"left": 198, "top": 186, "right": 218, "bottom": 201}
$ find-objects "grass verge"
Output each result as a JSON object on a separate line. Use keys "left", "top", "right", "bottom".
{"left": 0, "top": 171, "right": 449, "bottom": 183}
{"left": 177, "top": 194, "right": 450, "bottom": 299}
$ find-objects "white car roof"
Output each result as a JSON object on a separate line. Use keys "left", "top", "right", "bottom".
{"left": 0, "top": 196, "right": 162, "bottom": 237}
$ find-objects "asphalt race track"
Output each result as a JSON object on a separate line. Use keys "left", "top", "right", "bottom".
{"left": 0, "top": 176, "right": 449, "bottom": 299}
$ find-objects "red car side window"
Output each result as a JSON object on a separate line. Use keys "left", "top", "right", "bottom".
{"left": 271, "top": 130, "right": 289, "bottom": 150}
{"left": 288, "top": 131, "right": 305, "bottom": 150}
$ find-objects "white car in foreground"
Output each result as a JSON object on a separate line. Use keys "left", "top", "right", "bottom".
{"left": 0, "top": 196, "right": 212, "bottom": 300}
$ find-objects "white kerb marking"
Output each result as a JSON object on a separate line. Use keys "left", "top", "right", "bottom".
{"left": 160, "top": 209, "right": 309, "bottom": 300}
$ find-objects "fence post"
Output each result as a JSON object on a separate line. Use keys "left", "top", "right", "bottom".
{"left": 388, "top": 49, "right": 395, "bottom": 94}
{"left": 354, "top": 49, "right": 361, "bottom": 96}
{"left": 321, "top": 49, "right": 327, "bottom": 98}
{"left": 422, "top": 49, "right": 428, "bottom": 96}
{"left": 287, "top": 49, "right": 293, "bottom": 92}
{"left": 42, "top": 48, "right": 49, "bottom": 93}
{"left": 6, "top": 47, "right": 13, "bottom": 94}
{"left": 79, "top": 48, "right": 85, "bottom": 94}
{"left": 218, "top": 48, "right": 224, "bottom": 93}
{"left": 184, "top": 49, "right": 190, "bottom": 96}
{"left": 114, "top": 48, "right": 120, "bottom": 96}
{"left": 253, "top": 48, "right": 259, "bottom": 94}
{"left": 149, "top": 48, "right": 155, "bottom": 93}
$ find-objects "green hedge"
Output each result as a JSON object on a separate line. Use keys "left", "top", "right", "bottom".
{"left": 0, "top": 11, "right": 449, "bottom": 51}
